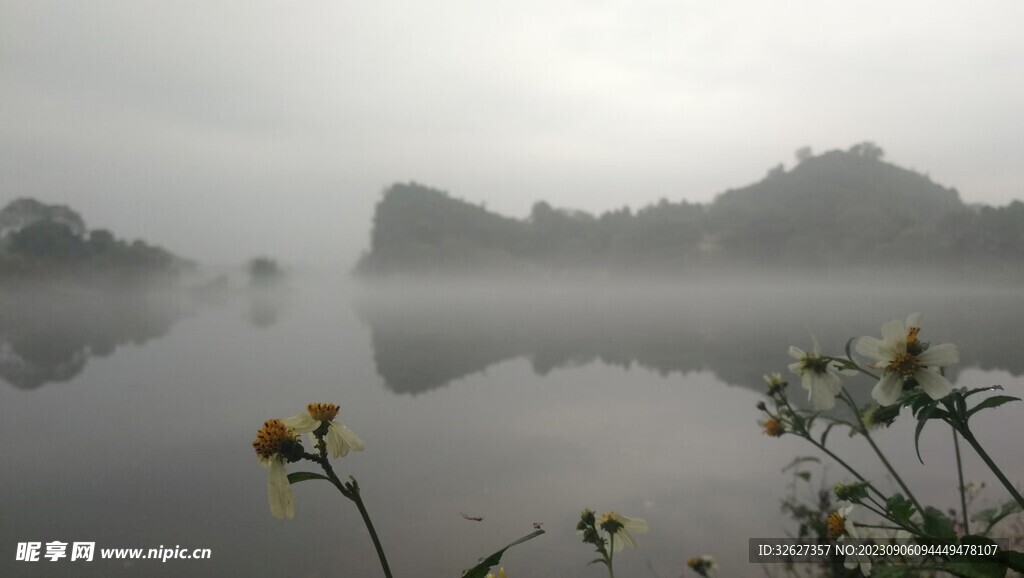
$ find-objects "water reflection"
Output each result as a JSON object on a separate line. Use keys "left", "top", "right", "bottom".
{"left": 0, "top": 288, "right": 192, "bottom": 389}
{"left": 355, "top": 282, "right": 1024, "bottom": 396}
{"left": 246, "top": 286, "right": 288, "bottom": 329}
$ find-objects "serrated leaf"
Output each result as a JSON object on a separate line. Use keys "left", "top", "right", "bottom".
{"left": 287, "top": 471, "right": 330, "bottom": 484}
{"left": 887, "top": 494, "right": 916, "bottom": 526}
{"left": 922, "top": 507, "right": 957, "bottom": 542}
{"left": 967, "top": 396, "right": 1021, "bottom": 419}
{"left": 461, "top": 530, "right": 545, "bottom": 578}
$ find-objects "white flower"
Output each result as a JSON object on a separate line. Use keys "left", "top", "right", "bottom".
{"left": 827, "top": 503, "right": 871, "bottom": 575}
{"left": 598, "top": 512, "right": 648, "bottom": 552}
{"left": 283, "top": 403, "right": 364, "bottom": 459}
{"left": 788, "top": 336, "right": 849, "bottom": 410}
{"left": 828, "top": 504, "right": 860, "bottom": 540}
{"left": 252, "top": 419, "right": 299, "bottom": 519}
{"left": 855, "top": 314, "right": 959, "bottom": 406}
{"left": 844, "top": 549, "right": 872, "bottom": 576}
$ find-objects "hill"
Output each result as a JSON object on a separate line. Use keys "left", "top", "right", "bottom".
{"left": 356, "top": 143, "right": 1023, "bottom": 275}
{"left": 0, "top": 198, "right": 193, "bottom": 284}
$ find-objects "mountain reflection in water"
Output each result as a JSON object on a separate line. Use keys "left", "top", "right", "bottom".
{"left": 355, "top": 281, "right": 1024, "bottom": 396}
{"left": 0, "top": 287, "right": 192, "bottom": 389}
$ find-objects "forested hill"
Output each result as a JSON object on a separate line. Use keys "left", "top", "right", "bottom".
{"left": 0, "top": 198, "right": 193, "bottom": 283}
{"left": 356, "top": 143, "right": 1024, "bottom": 275}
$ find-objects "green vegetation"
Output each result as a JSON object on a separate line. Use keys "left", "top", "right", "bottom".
{"left": 356, "top": 143, "right": 1024, "bottom": 275}
{"left": 0, "top": 198, "right": 192, "bottom": 283}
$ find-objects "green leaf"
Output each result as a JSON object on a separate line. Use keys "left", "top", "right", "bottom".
{"left": 906, "top": 392, "right": 933, "bottom": 413}
{"left": 995, "top": 550, "right": 1024, "bottom": 573}
{"left": 922, "top": 507, "right": 957, "bottom": 543}
{"left": 972, "top": 500, "right": 1023, "bottom": 533}
{"left": 913, "top": 406, "right": 935, "bottom": 464}
{"left": 963, "top": 385, "right": 1004, "bottom": 399}
{"left": 967, "top": 395, "right": 1021, "bottom": 419}
{"left": 461, "top": 530, "right": 545, "bottom": 578}
{"left": 287, "top": 472, "right": 331, "bottom": 484}
{"left": 887, "top": 494, "right": 916, "bottom": 526}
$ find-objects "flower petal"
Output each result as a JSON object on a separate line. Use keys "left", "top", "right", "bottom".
{"left": 268, "top": 458, "right": 295, "bottom": 519}
{"left": 806, "top": 374, "right": 839, "bottom": 410}
{"left": 871, "top": 372, "right": 904, "bottom": 406}
{"left": 281, "top": 412, "right": 319, "bottom": 434}
{"left": 329, "top": 424, "right": 365, "bottom": 458}
{"left": 854, "top": 336, "right": 886, "bottom": 360}
{"left": 906, "top": 313, "right": 922, "bottom": 330}
{"left": 914, "top": 369, "right": 953, "bottom": 401}
{"left": 788, "top": 346, "right": 806, "bottom": 361}
{"left": 622, "top": 516, "right": 649, "bottom": 535}
{"left": 880, "top": 319, "right": 905, "bottom": 343}
{"left": 613, "top": 529, "right": 637, "bottom": 551}
{"left": 917, "top": 343, "right": 959, "bottom": 368}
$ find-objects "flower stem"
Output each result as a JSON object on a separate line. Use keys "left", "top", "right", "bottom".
{"left": 313, "top": 455, "right": 394, "bottom": 578}
{"left": 952, "top": 428, "right": 970, "bottom": 534}
{"left": 840, "top": 391, "right": 924, "bottom": 515}
{"left": 780, "top": 397, "right": 887, "bottom": 505}
{"left": 606, "top": 535, "right": 615, "bottom": 578}
{"left": 959, "top": 427, "right": 1024, "bottom": 509}
{"left": 347, "top": 477, "right": 394, "bottom": 578}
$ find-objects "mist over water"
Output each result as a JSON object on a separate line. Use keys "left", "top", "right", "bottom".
{"left": 2, "top": 271, "right": 1022, "bottom": 577}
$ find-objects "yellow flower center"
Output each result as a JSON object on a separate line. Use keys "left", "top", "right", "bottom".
{"left": 252, "top": 419, "right": 295, "bottom": 460}
{"left": 887, "top": 352, "right": 920, "bottom": 377}
{"left": 762, "top": 418, "right": 784, "bottom": 437}
{"left": 827, "top": 511, "right": 847, "bottom": 539}
{"left": 906, "top": 326, "right": 920, "bottom": 345}
{"left": 307, "top": 402, "right": 340, "bottom": 422}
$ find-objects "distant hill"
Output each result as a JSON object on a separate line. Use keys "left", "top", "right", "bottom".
{"left": 355, "top": 143, "right": 1024, "bottom": 276}
{"left": 0, "top": 198, "right": 193, "bottom": 283}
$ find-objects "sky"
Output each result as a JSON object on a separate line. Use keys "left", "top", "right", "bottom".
{"left": 2, "top": 0, "right": 1023, "bottom": 266}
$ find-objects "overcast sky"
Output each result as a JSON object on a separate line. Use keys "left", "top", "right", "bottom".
{"left": 3, "top": 1, "right": 1023, "bottom": 266}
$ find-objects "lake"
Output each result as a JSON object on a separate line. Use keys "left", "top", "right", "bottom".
{"left": 2, "top": 273, "right": 1022, "bottom": 577}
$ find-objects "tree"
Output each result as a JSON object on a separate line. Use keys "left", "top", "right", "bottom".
{"left": 795, "top": 146, "right": 813, "bottom": 164}
{"left": 9, "top": 221, "right": 88, "bottom": 261}
{"left": 849, "top": 141, "right": 884, "bottom": 161}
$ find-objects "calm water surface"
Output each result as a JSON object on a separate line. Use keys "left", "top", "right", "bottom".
{"left": 2, "top": 275, "right": 1022, "bottom": 577}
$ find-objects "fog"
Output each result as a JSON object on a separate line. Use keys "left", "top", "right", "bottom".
{"left": 3, "top": 272, "right": 1023, "bottom": 577}
{"left": 4, "top": 1, "right": 1024, "bottom": 267}
{"left": 5, "top": 4, "right": 1024, "bottom": 577}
